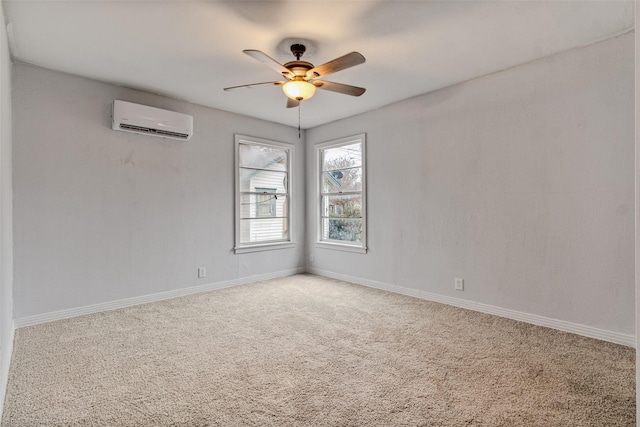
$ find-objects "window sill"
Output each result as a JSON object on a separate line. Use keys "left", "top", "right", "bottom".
{"left": 315, "top": 241, "right": 367, "bottom": 254}
{"left": 234, "top": 242, "right": 296, "bottom": 254}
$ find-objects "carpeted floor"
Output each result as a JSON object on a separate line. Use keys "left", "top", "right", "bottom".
{"left": 1, "top": 274, "right": 636, "bottom": 426}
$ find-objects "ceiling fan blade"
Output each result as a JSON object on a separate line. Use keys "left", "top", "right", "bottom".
{"left": 314, "top": 80, "right": 366, "bottom": 97}
{"left": 306, "top": 52, "right": 365, "bottom": 79}
{"left": 286, "top": 98, "right": 300, "bottom": 109}
{"left": 223, "top": 81, "right": 283, "bottom": 91}
{"left": 243, "top": 50, "right": 294, "bottom": 80}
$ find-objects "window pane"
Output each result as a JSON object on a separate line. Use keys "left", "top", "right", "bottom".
{"left": 322, "top": 167, "right": 362, "bottom": 193}
{"left": 322, "top": 218, "right": 363, "bottom": 243}
{"left": 239, "top": 194, "right": 288, "bottom": 219}
{"left": 239, "top": 143, "right": 288, "bottom": 171}
{"left": 322, "top": 194, "right": 362, "bottom": 218}
{"left": 322, "top": 142, "right": 362, "bottom": 170}
{"left": 239, "top": 168, "right": 287, "bottom": 193}
{"left": 240, "top": 218, "right": 289, "bottom": 243}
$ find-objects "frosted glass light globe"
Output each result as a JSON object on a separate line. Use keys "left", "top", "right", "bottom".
{"left": 283, "top": 80, "right": 316, "bottom": 101}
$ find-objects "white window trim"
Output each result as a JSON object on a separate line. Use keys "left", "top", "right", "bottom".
{"left": 315, "top": 133, "right": 367, "bottom": 254}
{"left": 234, "top": 134, "right": 296, "bottom": 254}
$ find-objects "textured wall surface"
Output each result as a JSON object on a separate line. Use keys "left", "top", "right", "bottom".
{"left": 12, "top": 64, "right": 305, "bottom": 318}
{"left": 0, "top": 0, "right": 13, "bottom": 414}
{"left": 634, "top": 4, "right": 639, "bottom": 420}
{"left": 306, "top": 33, "right": 635, "bottom": 337}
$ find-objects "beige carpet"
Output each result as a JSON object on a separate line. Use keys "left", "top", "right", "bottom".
{"left": 1, "top": 274, "right": 635, "bottom": 426}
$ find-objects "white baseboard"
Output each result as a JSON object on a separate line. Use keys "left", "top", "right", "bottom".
{"left": 12, "top": 266, "right": 635, "bottom": 348}
{"left": 307, "top": 267, "right": 636, "bottom": 348}
{"left": 14, "top": 267, "right": 305, "bottom": 328}
{"left": 0, "top": 322, "right": 15, "bottom": 418}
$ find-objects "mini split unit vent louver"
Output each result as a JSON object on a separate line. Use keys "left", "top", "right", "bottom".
{"left": 111, "top": 100, "right": 193, "bottom": 141}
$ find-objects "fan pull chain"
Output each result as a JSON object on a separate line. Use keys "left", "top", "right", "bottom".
{"left": 298, "top": 103, "right": 301, "bottom": 139}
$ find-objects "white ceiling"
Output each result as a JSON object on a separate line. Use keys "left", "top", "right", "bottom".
{"left": 2, "top": 1, "right": 634, "bottom": 129}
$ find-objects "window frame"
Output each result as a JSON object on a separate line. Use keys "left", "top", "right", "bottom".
{"left": 315, "top": 133, "right": 367, "bottom": 254}
{"left": 234, "top": 135, "right": 295, "bottom": 254}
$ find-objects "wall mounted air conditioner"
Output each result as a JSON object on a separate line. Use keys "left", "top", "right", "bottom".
{"left": 112, "top": 100, "right": 193, "bottom": 141}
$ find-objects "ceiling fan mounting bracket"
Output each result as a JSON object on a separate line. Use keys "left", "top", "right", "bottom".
{"left": 290, "top": 44, "right": 306, "bottom": 60}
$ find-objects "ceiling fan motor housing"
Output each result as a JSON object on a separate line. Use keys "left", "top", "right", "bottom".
{"left": 283, "top": 61, "right": 314, "bottom": 77}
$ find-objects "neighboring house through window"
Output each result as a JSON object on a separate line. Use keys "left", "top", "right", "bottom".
{"left": 315, "top": 133, "right": 367, "bottom": 253}
{"left": 235, "top": 135, "right": 294, "bottom": 253}
{"left": 255, "top": 187, "right": 277, "bottom": 217}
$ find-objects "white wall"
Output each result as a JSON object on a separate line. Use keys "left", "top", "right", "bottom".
{"left": 307, "top": 33, "right": 635, "bottom": 340}
{"left": 634, "top": 1, "right": 639, "bottom": 420}
{"left": 0, "top": 0, "right": 12, "bottom": 414}
{"left": 12, "top": 63, "right": 305, "bottom": 319}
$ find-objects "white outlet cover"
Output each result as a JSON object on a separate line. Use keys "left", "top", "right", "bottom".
{"left": 198, "top": 267, "right": 206, "bottom": 278}
{"left": 455, "top": 278, "right": 464, "bottom": 291}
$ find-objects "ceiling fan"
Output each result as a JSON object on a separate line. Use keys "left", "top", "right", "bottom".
{"left": 223, "top": 44, "right": 366, "bottom": 108}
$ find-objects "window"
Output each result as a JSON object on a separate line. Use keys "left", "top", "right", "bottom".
{"left": 235, "top": 135, "right": 294, "bottom": 253}
{"left": 255, "top": 187, "right": 277, "bottom": 217}
{"left": 316, "top": 134, "right": 367, "bottom": 253}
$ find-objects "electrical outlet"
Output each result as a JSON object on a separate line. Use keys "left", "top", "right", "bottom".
{"left": 198, "top": 267, "right": 206, "bottom": 278}
{"left": 310, "top": 253, "right": 314, "bottom": 263}
{"left": 455, "top": 278, "right": 464, "bottom": 291}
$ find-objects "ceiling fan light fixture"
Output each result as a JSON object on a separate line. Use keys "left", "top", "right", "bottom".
{"left": 282, "top": 80, "right": 316, "bottom": 101}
